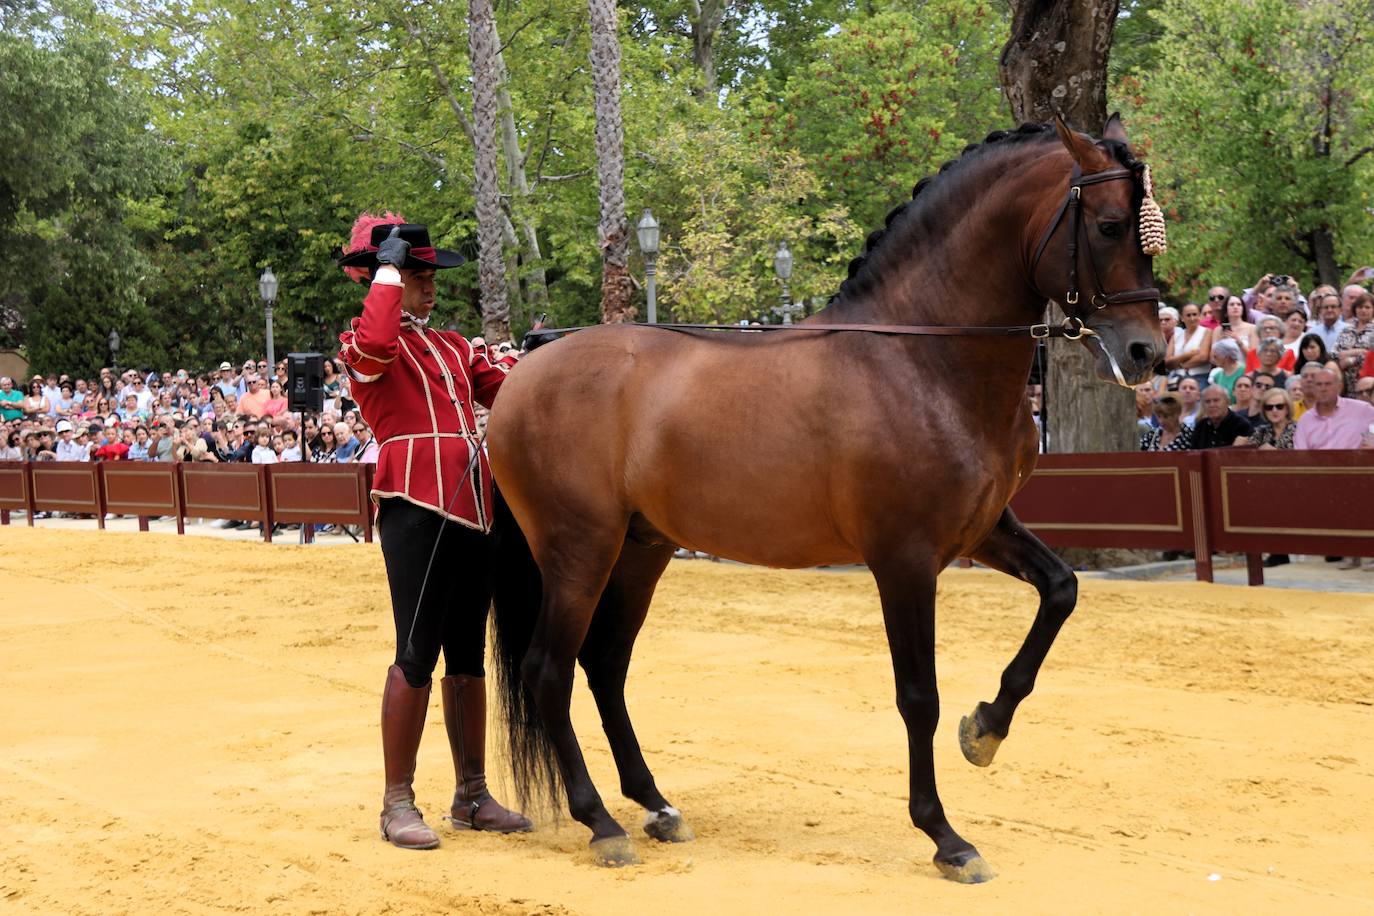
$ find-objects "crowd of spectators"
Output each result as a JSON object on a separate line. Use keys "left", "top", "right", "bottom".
{"left": 1131, "top": 272, "right": 1374, "bottom": 456}
{"left": 1125, "top": 271, "right": 1374, "bottom": 570}
{"left": 0, "top": 357, "right": 389, "bottom": 468}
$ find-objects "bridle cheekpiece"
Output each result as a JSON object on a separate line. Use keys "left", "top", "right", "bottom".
{"left": 1030, "top": 162, "right": 1164, "bottom": 317}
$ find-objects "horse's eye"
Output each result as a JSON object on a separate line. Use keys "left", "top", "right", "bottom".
{"left": 1099, "top": 221, "right": 1122, "bottom": 238}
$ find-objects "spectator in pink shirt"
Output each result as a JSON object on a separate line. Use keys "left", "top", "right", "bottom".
{"left": 1294, "top": 367, "right": 1374, "bottom": 450}
{"left": 1294, "top": 367, "right": 1374, "bottom": 570}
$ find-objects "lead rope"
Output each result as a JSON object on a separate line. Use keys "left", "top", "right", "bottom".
{"left": 402, "top": 429, "right": 488, "bottom": 657}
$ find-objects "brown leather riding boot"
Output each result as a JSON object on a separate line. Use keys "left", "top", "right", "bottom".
{"left": 380, "top": 665, "right": 440, "bottom": 850}
{"left": 441, "top": 674, "right": 534, "bottom": 833}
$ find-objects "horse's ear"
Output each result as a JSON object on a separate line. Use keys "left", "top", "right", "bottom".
{"left": 1103, "top": 112, "right": 1128, "bottom": 143}
{"left": 1053, "top": 114, "right": 1098, "bottom": 170}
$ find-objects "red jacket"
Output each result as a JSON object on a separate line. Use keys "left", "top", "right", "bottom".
{"left": 338, "top": 277, "right": 516, "bottom": 531}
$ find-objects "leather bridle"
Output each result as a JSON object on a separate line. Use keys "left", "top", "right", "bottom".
{"left": 1029, "top": 164, "right": 1162, "bottom": 321}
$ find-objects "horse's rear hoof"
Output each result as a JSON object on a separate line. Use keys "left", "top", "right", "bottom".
{"left": 590, "top": 835, "right": 640, "bottom": 867}
{"left": 959, "top": 704, "right": 1003, "bottom": 768}
{"left": 935, "top": 853, "right": 996, "bottom": 884}
{"left": 643, "top": 806, "right": 695, "bottom": 843}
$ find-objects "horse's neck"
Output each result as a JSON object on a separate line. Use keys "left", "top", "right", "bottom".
{"left": 817, "top": 167, "right": 1052, "bottom": 330}
{"left": 812, "top": 157, "right": 1056, "bottom": 417}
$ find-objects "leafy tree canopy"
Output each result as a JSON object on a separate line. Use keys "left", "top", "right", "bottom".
{"left": 1120, "top": 0, "right": 1374, "bottom": 295}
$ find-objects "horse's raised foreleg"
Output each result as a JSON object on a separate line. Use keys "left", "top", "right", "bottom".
{"left": 578, "top": 541, "right": 693, "bottom": 843}
{"left": 869, "top": 552, "right": 994, "bottom": 884}
{"left": 962, "top": 507, "right": 1078, "bottom": 768}
{"left": 522, "top": 535, "right": 639, "bottom": 866}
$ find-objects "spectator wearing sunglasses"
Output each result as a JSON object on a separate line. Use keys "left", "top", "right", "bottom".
{"left": 1247, "top": 389, "right": 1297, "bottom": 450}
{"left": 312, "top": 424, "right": 336, "bottom": 461}
{"left": 351, "top": 423, "right": 377, "bottom": 463}
{"left": 238, "top": 377, "right": 271, "bottom": 418}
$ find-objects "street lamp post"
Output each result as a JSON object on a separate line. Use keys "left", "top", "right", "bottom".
{"left": 108, "top": 329, "right": 120, "bottom": 372}
{"left": 258, "top": 266, "right": 279, "bottom": 368}
{"left": 772, "top": 242, "right": 797, "bottom": 324}
{"left": 636, "top": 209, "right": 660, "bottom": 324}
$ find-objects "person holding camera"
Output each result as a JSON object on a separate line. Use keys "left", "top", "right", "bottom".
{"left": 1244, "top": 273, "right": 1306, "bottom": 321}
{"left": 336, "top": 212, "right": 529, "bottom": 851}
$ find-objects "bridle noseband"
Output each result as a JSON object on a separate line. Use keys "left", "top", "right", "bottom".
{"left": 1030, "top": 164, "right": 1161, "bottom": 318}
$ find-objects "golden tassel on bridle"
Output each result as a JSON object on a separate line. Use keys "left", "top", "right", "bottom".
{"left": 1138, "top": 165, "right": 1168, "bottom": 257}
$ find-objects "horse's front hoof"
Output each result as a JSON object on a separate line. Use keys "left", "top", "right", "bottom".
{"left": 934, "top": 852, "right": 996, "bottom": 884}
{"left": 589, "top": 835, "right": 640, "bottom": 867}
{"left": 959, "top": 704, "right": 1003, "bottom": 768}
{"left": 643, "top": 806, "right": 695, "bottom": 843}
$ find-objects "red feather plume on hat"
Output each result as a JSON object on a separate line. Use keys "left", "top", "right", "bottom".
{"left": 341, "top": 211, "right": 406, "bottom": 283}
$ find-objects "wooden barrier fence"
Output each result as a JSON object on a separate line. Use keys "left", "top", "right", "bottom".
{"left": 1009, "top": 451, "right": 1214, "bottom": 581}
{"left": 2, "top": 453, "right": 1371, "bottom": 583}
{"left": 0, "top": 460, "right": 374, "bottom": 542}
{"left": 1006, "top": 449, "right": 1374, "bottom": 585}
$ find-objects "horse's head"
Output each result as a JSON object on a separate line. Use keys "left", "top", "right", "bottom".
{"left": 1030, "top": 116, "right": 1166, "bottom": 387}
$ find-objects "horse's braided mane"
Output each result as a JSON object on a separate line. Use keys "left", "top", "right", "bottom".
{"left": 831, "top": 122, "right": 1142, "bottom": 304}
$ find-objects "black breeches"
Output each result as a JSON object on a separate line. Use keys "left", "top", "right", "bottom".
{"left": 378, "top": 497, "right": 491, "bottom": 688}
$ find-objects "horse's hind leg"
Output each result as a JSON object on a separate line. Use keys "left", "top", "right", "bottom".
{"left": 961, "top": 507, "right": 1078, "bottom": 767}
{"left": 578, "top": 540, "right": 693, "bottom": 843}
{"left": 523, "top": 528, "right": 640, "bottom": 866}
{"left": 869, "top": 548, "right": 994, "bottom": 884}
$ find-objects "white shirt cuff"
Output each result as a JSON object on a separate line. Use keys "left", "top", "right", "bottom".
{"left": 373, "top": 266, "right": 403, "bottom": 287}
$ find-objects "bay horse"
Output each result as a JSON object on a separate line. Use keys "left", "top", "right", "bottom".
{"left": 484, "top": 117, "right": 1165, "bottom": 883}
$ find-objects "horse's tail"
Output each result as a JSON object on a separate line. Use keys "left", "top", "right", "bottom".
{"left": 488, "top": 486, "right": 563, "bottom": 815}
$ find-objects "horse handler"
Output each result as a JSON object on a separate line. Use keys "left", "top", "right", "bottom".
{"left": 336, "top": 212, "right": 532, "bottom": 849}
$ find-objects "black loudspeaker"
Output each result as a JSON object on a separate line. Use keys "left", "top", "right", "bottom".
{"left": 287, "top": 353, "right": 324, "bottom": 412}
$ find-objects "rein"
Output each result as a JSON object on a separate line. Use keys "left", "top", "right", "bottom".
{"left": 526, "top": 316, "right": 1098, "bottom": 343}
{"left": 526, "top": 161, "right": 1159, "bottom": 386}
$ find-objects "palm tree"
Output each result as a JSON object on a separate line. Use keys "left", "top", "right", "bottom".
{"left": 467, "top": 0, "right": 511, "bottom": 343}
{"left": 587, "top": 0, "right": 634, "bottom": 323}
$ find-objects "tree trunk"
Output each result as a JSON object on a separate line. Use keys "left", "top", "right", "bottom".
{"left": 1310, "top": 226, "right": 1338, "bottom": 288}
{"left": 467, "top": 0, "right": 511, "bottom": 343}
{"left": 491, "top": 21, "right": 550, "bottom": 315}
{"left": 688, "top": 0, "right": 725, "bottom": 99}
{"left": 999, "top": 0, "right": 1121, "bottom": 130}
{"left": 1000, "top": 0, "right": 1133, "bottom": 454}
{"left": 587, "top": 0, "right": 634, "bottom": 324}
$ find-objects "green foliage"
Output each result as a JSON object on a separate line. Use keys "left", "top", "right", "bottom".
{"left": 1109, "top": 0, "right": 1167, "bottom": 84}
{"left": 0, "top": 0, "right": 169, "bottom": 374}
{"left": 638, "top": 115, "right": 861, "bottom": 322}
{"left": 749, "top": 3, "right": 1008, "bottom": 231}
{"left": 1120, "top": 0, "right": 1374, "bottom": 295}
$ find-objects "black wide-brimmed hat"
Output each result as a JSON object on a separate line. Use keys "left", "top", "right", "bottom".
{"left": 335, "top": 222, "right": 465, "bottom": 271}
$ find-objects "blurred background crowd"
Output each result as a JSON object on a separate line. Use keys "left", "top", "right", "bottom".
{"left": 0, "top": 356, "right": 412, "bottom": 467}
{"left": 1123, "top": 273, "right": 1374, "bottom": 453}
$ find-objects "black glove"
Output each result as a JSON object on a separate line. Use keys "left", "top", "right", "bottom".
{"left": 376, "top": 226, "right": 410, "bottom": 268}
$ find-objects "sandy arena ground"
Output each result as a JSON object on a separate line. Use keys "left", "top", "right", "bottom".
{"left": 2, "top": 527, "right": 1372, "bottom": 914}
